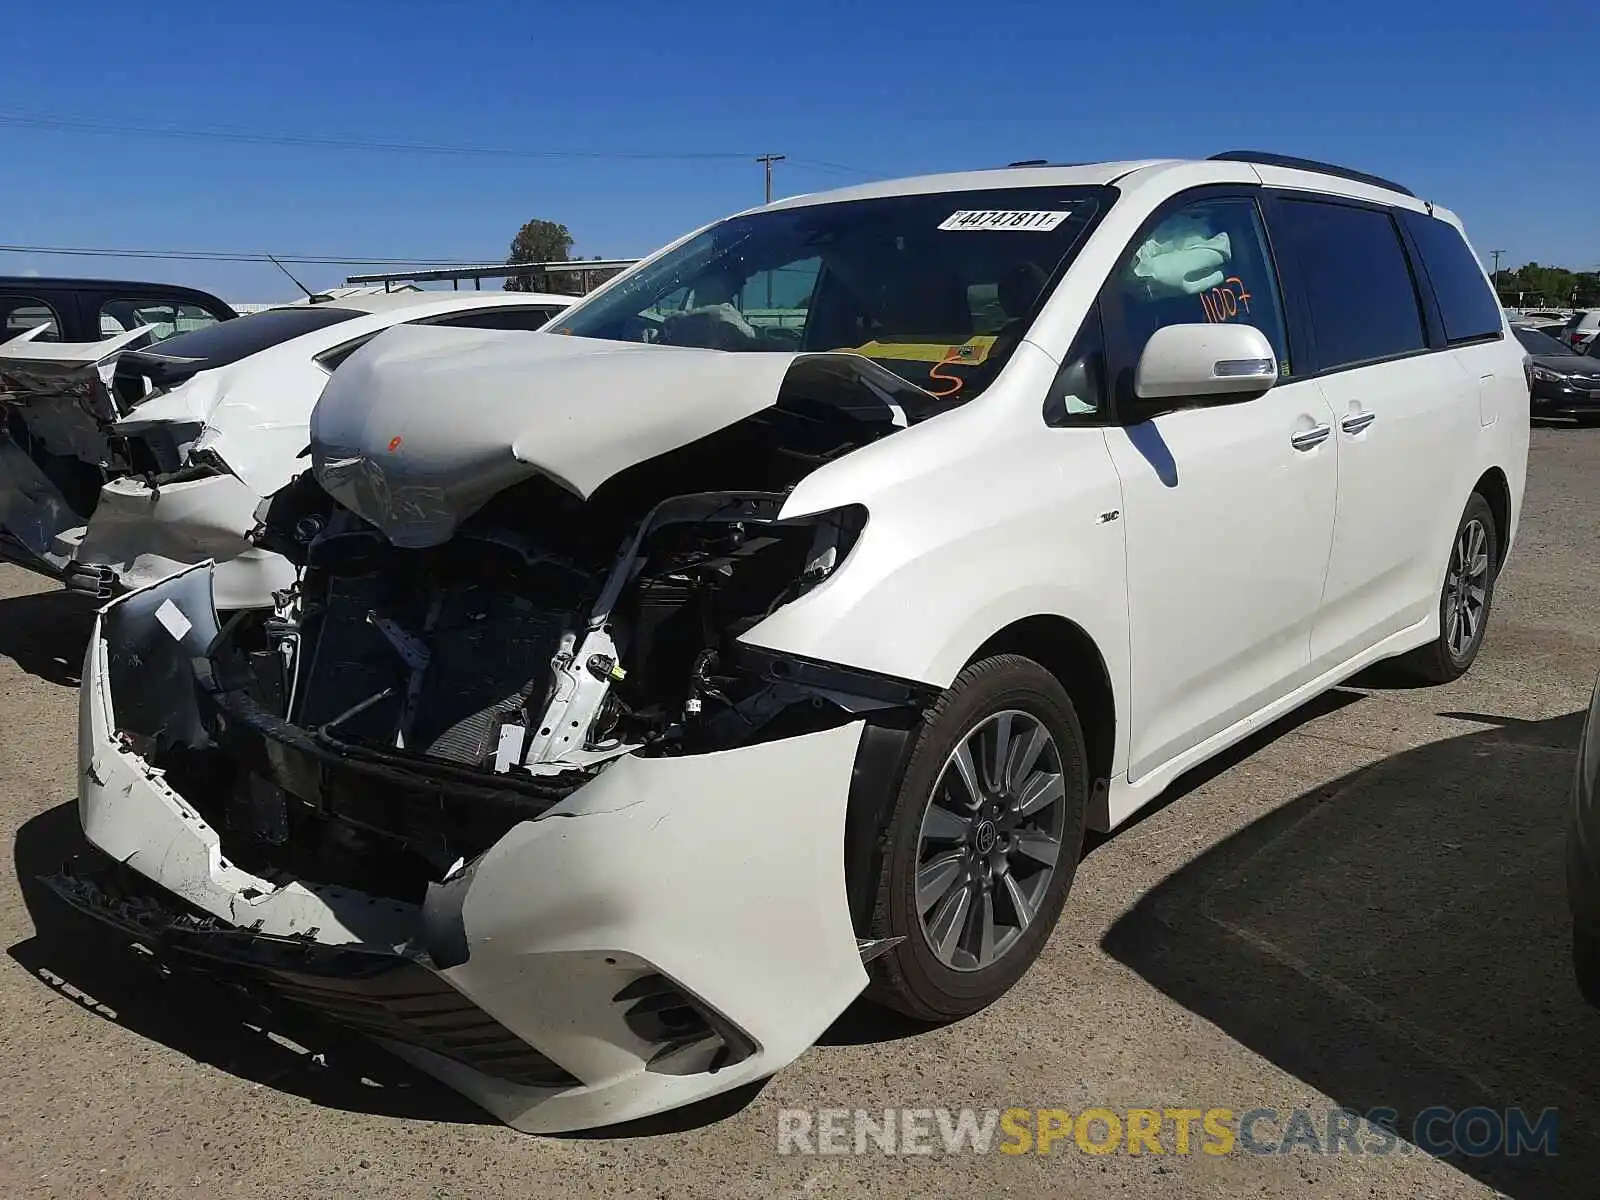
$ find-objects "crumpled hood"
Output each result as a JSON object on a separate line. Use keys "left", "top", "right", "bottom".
{"left": 311, "top": 326, "right": 812, "bottom": 548}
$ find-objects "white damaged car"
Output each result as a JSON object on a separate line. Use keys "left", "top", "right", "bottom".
{"left": 57, "top": 154, "right": 1528, "bottom": 1132}
{"left": 0, "top": 291, "right": 571, "bottom": 608}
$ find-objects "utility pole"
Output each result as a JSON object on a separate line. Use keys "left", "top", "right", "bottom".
{"left": 1490, "top": 249, "right": 1505, "bottom": 304}
{"left": 756, "top": 153, "right": 786, "bottom": 204}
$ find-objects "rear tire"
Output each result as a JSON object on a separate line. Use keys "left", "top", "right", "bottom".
{"left": 865, "top": 655, "right": 1088, "bottom": 1021}
{"left": 1394, "top": 493, "right": 1499, "bottom": 684}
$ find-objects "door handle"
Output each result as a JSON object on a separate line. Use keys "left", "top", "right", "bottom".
{"left": 1290, "top": 424, "right": 1332, "bottom": 451}
{"left": 1341, "top": 411, "right": 1377, "bottom": 434}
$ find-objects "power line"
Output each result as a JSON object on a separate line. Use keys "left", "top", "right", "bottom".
{"left": 788, "top": 157, "right": 868, "bottom": 177}
{"left": 0, "top": 109, "right": 868, "bottom": 174}
{"left": 0, "top": 242, "right": 483, "bottom": 266}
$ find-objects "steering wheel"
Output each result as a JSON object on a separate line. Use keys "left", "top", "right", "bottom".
{"left": 615, "top": 313, "right": 664, "bottom": 343}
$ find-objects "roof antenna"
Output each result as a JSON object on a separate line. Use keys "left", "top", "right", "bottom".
{"left": 266, "top": 254, "right": 326, "bottom": 303}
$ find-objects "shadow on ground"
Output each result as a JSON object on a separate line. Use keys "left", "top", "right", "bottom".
{"left": 8, "top": 801, "right": 500, "bottom": 1126}
{"left": 0, "top": 588, "right": 97, "bottom": 686}
{"left": 1103, "top": 709, "right": 1599, "bottom": 1200}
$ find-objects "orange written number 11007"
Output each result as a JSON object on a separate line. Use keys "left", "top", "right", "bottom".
{"left": 1200, "top": 277, "right": 1252, "bottom": 324}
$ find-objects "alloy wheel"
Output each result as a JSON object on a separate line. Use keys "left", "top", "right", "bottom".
{"left": 1444, "top": 518, "right": 1491, "bottom": 660}
{"left": 914, "top": 710, "right": 1067, "bottom": 972}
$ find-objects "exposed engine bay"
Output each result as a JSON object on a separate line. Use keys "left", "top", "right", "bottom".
{"left": 106, "top": 348, "right": 943, "bottom": 906}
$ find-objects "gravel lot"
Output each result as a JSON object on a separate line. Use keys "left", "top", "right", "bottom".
{"left": 2, "top": 427, "right": 1597, "bottom": 1199}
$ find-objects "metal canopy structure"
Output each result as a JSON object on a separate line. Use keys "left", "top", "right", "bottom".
{"left": 344, "top": 259, "right": 639, "bottom": 292}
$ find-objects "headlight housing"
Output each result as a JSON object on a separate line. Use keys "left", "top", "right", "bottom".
{"left": 1531, "top": 364, "right": 1563, "bottom": 384}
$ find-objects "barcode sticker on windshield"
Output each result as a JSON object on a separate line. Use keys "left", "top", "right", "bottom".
{"left": 939, "top": 210, "right": 1071, "bottom": 232}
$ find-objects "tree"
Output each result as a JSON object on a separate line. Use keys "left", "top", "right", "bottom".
{"left": 503, "top": 219, "right": 573, "bottom": 292}
{"left": 1495, "top": 261, "right": 1600, "bottom": 309}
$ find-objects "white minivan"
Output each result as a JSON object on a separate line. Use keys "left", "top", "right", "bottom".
{"left": 65, "top": 152, "right": 1529, "bottom": 1133}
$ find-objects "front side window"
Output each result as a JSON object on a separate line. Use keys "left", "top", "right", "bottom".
{"left": 101, "top": 298, "right": 223, "bottom": 343}
{"left": 553, "top": 187, "right": 1106, "bottom": 405}
{"left": 1275, "top": 200, "right": 1426, "bottom": 371}
{"left": 0, "top": 296, "right": 62, "bottom": 343}
{"left": 1400, "top": 213, "right": 1503, "bottom": 344}
{"left": 1108, "top": 196, "right": 1291, "bottom": 378}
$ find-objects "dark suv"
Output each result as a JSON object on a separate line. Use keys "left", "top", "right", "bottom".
{"left": 0, "top": 276, "right": 236, "bottom": 345}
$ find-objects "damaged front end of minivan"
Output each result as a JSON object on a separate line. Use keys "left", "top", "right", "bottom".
{"left": 57, "top": 326, "right": 943, "bottom": 1131}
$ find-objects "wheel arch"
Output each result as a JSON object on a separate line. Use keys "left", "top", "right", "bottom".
{"left": 966, "top": 614, "right": 1118, "bottom": 798}
{"left": 1472, "top": 465, "right": 1512, "bottom": 567}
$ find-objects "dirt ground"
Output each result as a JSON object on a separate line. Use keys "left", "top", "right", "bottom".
{"left": 2, "top": 426, "right": 1597, "bottom": 1199}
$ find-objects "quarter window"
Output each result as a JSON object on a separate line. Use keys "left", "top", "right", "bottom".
{"left": 1045, "top": 306, "right": 1107, "bottom": 422}
{"left": 1400, "top": 212, "right": 1503, "bottom": 344}
{"left": 1109, "top": 197, "right": 1291, "bottom": 380}
{"left": 1, "top": 297, "right": 62, "bottom": 343}
{"left": 1273, "top": 200, "right": 1426, "bottom": 370}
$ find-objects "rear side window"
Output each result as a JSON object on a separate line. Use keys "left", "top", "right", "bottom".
{"left": 0, "top": 296, "right": 62, "bottom": 343}
{"left": 1400, "top": 214, "right": 1502, "bottom": 343}
{"left": 425, "top": 306, "right": 566, "bottom": 332}
{"left": 1273, "top": 200, "right": 1425, "bottom": 371}
{"left": 101, "top": 298, "right": 223, "bottom": 344}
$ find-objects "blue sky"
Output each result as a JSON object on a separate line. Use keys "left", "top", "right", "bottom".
{"left": 0, "top": 0, "right": 1592, "bottom": 301}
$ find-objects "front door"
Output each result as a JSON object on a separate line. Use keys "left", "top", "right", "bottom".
{"left": 1100, "top": 192, "right": 1339, "bottom": 782}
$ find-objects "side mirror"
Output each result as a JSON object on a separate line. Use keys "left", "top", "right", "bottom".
{"left": 1133, "top": 323, "right": 1279, "bottom": 404}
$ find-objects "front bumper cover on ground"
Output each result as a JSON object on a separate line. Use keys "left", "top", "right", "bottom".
{"left": 75, "top": 563, "right": 871, "bottom": 1132}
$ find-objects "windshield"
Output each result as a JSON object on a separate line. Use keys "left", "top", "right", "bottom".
{"left": 555, "top": 186, "right": 1107, "bottom": 404}
{"left": 1515, "top": 326, "right": 1574, "bottom": 355}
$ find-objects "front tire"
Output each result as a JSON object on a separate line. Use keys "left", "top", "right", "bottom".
{"left": 1395, "top": 493, "right": 1499, "bottom": 684}
{"left": 865, "top": 655, "right": 1089, "bottom": 1021}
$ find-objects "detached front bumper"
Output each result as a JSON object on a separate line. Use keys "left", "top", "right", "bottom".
{"left": 74, "top": 565, "right": 870, "bottom": 1132}
{"left": 66, "top": 473, "right": 294, "bottom": 608}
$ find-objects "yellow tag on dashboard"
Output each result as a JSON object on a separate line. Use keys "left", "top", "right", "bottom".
{"left": 844, "top": 335, "right": 999, "bottom": 365}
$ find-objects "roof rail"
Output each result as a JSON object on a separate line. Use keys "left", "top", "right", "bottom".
{"left": 1207, "top": 151, "right": 1415, "bottom": 198}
